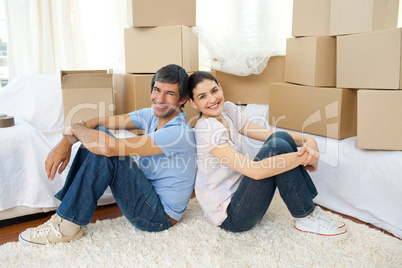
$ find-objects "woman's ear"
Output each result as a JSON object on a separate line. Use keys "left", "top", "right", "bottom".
{"left": 189, "top": 98, "right": 199, "bottom": 110}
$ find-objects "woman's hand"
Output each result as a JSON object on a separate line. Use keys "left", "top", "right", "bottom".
{"left": 297, "top": 137, "right": 320, "bottom": 172}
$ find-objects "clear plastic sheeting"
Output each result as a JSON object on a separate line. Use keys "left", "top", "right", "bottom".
{"left": 195, "top": 0, "right": 292, "bottom": 76}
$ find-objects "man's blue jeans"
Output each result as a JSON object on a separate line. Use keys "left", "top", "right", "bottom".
{"left": 55, "top": 126, "right": 174, "bottom": 232}
{"left": 220, "top": 131, "right": 317, "bottom": 232}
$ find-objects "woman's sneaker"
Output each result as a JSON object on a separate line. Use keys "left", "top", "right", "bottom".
{"left": 294, "top": 207, "right": 348, "bottom": 240}
{"left": 18, "top": 214, "right": 83, "bottom": 245}
{"left": 314, "top": 206, "right": 346, "bottom": 229}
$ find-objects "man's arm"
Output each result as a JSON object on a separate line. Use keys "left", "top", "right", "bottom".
{"left": 83, "top": 114, "right": 138, "bottom": 130}
{"left": 46, "top": 114, "right": 139, "bottom": 181}
{"left": 70, "top": 123, "right": 163, "bottom": 157}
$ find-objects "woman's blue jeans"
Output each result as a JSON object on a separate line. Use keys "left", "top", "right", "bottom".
{"left": 220, "top": 131, "right": 317, "bottom": 232}
{"left": 55, "top": 126, "right": 174, "bottom": 232}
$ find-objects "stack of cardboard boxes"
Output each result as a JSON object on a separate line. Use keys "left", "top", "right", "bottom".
{"left": 115, "top": 0, "right": 200, "bottom": 127}
{"left": 62, "top": 0, "right": 200, "bottom": 130}
{"left": 269, "top": 0, "right": 401, "bottom": 150}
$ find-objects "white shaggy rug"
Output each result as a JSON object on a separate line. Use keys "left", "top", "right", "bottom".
{"left": 1, "top": 193, "right": 401, "bottom": 267}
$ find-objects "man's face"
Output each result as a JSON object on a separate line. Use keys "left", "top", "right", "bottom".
{"left": 150, "top": 81, "right": 187, "bottom": 119}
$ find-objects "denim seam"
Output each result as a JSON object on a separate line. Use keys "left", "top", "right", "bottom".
{"left": 286, "top": 170, "right": 315, "bottom": 218}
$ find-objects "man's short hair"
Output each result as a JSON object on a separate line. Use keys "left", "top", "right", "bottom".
{"left": 151, "top": 64, "right": 189, "bottom": 103}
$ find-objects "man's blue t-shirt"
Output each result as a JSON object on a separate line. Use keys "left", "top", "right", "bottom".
{"left": 128, "top": 108, "right": 196, "bottom": 220}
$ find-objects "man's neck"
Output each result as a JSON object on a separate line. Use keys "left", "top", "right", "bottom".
{"left": 156, "top": 110, "right": 180, "bottom": 130}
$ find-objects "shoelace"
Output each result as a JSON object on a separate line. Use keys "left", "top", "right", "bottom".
{"left": 313, "top": 207, "right": 337, "bottom": 229}
{"left": 33, "top": 219, "right": 63, "bottom": 243}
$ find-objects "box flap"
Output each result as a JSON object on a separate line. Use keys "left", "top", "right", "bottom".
{"left": 61, "top": 71, "right": 113, "bottom": 89}
{"left": 62, "top": 87, "right": 115, "bottom": 128}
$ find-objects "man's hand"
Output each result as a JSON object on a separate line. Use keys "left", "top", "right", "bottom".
{"left": 45, "top": 138, "right": 73, "bottom": 181}
{"left": 47, "top": 121, "right": 86, "bottom": 180}
{"left": 63, "top": 120, "right": 85, "bottom": 138}
{"left": 297, "top": 137, "right": 320, "bottom": 172}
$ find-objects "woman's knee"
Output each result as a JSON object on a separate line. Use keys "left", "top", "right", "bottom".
{"left": 267, "top": 132, "right": 297, "bottom": 151}
{"left": 265, "top": 137, "right": 294, "bottom": 154}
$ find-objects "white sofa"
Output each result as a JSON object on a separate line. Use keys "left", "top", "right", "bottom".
{"left": 0, "top": 75, "right": 114, "bottom": 223}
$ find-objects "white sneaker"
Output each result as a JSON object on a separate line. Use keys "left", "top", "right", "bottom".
{"left": 19, "top": 214, "right": 83, "bottom": 246}
{"left": 294, "top": 207, "right": 348, "bottom": 239}
{"left": 314, "top": 206, "right": 346, "bottom": 229}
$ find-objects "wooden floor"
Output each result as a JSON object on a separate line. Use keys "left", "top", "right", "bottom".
{"left": 0, "top": 203, "right": 398, "bottom": 245}
{"left": 0, "top": 204, "right": 123, "bottom": 245}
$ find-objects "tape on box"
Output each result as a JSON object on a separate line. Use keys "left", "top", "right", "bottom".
{"left": 0, "top": 115, "right": 15, "bottom": 128}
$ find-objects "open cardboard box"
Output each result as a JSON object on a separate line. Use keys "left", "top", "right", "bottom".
{"left": 61, "top": 70, "right": 114, "bottom": 129}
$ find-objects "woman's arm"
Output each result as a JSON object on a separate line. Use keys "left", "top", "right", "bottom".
{"left": 210, "top": 143, "right": 308, "bottom": 180}
{"left": 239, "top": 121, "right": 320, "bottom": 172}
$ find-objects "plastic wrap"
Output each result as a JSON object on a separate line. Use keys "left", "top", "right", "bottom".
{"left": 194, "top": 0, "right": 292, "bottom": 76}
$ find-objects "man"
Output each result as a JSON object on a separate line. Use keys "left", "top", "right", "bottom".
{"left": 19, "top": 64, "right": 197, "bottom": 245}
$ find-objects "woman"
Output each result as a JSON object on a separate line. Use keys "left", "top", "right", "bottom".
{"left": 187, "top": 71, "right": 347, "bottom": 239}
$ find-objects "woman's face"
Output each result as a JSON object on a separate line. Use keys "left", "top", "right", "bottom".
{"left": 189, "top": 79, "right": 225, "bottom": 119}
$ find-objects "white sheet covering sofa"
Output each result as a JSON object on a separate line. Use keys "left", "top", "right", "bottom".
{"left": 0, "top": 75, "right": 401, "bottom": 240}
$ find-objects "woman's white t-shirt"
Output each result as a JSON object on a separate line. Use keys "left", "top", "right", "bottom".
{"left": 194, "top": 101, "right": 248, "bottom": 226}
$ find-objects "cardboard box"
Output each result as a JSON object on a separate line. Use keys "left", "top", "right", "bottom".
{"left": 124, "top": 26, "right": 199, "bottom": 74}
{"left": 113, "top": 73, "right": 152, "bottom": 114}
{"left": 357, "top": 90, "right": 402, "bottom": 150}
{"left": 285, "top": 37, "right": 336, "bottom": 87}
{"left": 127, "top": 0, "right": 196, "bottom": 27}
{"left": 113, "top": 72, "right": 214, "bottom": 127}
{"left": 292, "top": 0, "right": 331, "bottom": 37}
{"left": 330, "top": 0, "right": 399, "bottom": 36}
{"left": 268, "top": 83, "right": 357, "bottom": 139}
{"left": 214, "top": 56, "right": 285, "bottom": 105}
{"left": 61, "top": 70, "right": 114, "bottom": 129}
{"left": 337, "top": 28, "right": 402, "bottom": 89}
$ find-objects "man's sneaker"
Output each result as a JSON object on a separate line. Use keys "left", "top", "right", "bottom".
{"left": 294, "top": 207, "right": 348, "bottom": 239}
{"left": 18, "top": 214, "right": 83, "bottom": 245}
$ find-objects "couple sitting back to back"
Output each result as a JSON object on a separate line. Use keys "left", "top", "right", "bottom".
{"left": 19, "top": 64, "right": 347, "bottom": 246}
